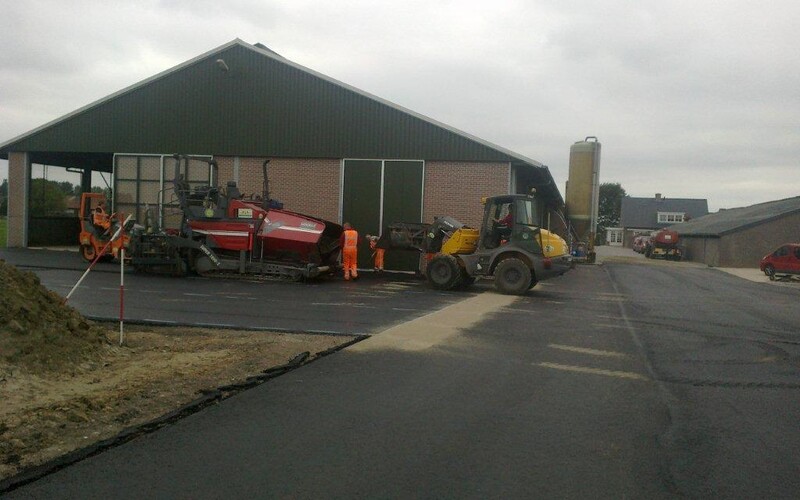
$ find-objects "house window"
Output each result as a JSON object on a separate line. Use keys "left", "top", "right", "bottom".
{"left": 657, "top": 212, "right": 685, "bottom": 223}
{"left": 606, "top": 228, "right": 623, "bottom": 246}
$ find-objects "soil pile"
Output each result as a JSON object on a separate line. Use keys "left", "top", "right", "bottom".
{"left": 0, "top": 258, "right": 356, "bottom": 484}
{"left": 0, "top": 259, "right": 108, "bottom": 373}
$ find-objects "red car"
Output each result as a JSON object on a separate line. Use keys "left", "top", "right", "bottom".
{"left": 760, "top": 243, "right": 800, "bottom": 280}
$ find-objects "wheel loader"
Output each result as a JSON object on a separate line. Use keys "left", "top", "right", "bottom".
{"left": 381, "top": 194, "right": 572, "bottom": 295}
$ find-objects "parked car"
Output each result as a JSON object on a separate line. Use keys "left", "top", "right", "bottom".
{"left": 760, "top": 243, "right": 800, "bottom": 280}
{"left": 632, "top": 235, "right": 649, "bottom": 253}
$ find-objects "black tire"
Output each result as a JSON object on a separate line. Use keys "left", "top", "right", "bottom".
{"left": 458, "top": 268, "right": 476, "bottom": 288}
{"left": 173, "top": 259, "right": 189, "bottom": 277}
{"left": 426, "top": 254, "right": 463, "bottom": 290}
{"left": 81, "top": 244, "right": 97, "bottom": 262}
{"left": 765, "top": 265, "right": 776, "bottom": 281}
{"left": 494, "top": 257, "right": 532, "bottom": 295}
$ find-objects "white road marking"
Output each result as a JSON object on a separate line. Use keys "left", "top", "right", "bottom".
{"left": 536, "top": 362, "right": 648, "bottom": 381}
{"left": 312, "top": 303, "right": 367, "bottom": 306}
{"left": 548, "top": 344, "right": 628, "bottom": 358}
{"left": 184, "top": 293, "right": 212, "bottom": 297}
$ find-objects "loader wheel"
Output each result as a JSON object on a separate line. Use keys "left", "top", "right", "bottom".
{"left": 81, "top": 244, "right": 96, "bottom": 262}
{"left": 459, "top": 268, "right": 476, "bottom": 288}
{"left": 426, "top": 254, "right": 463, "bottom": 290}
{"left": 494, "top": 257, "right": 532, "bottom": 295}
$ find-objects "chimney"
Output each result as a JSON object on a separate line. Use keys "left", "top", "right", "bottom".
{"left": 655, "top": 193, "right": 662, "bottom": 201}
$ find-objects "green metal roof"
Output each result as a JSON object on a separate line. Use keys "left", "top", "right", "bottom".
{"left": 1, "top": 39, "right": 544, "bottom": 164}
{"left": 1, "top": 39, "right": 563, "bottom": 203}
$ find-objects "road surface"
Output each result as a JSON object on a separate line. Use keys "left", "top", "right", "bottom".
{"left": 3, "top": 256, "right": 799, "bottom": 498}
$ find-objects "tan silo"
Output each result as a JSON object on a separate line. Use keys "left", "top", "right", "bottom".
{"left": 565, "top": 137, "right": 601, "bottom": 257}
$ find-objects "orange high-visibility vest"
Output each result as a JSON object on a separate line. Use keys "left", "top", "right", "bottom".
{"left": 343, "top": 229, "right": 358, "bottom": 250}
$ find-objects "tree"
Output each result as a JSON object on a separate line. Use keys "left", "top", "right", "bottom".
{"left": 596, "top": 182, "right": 626, "bottom": 245}
{"left": 0, "top": 179, "right": 7, "bottom": 215}
{"left": 29, "top": 178, "right": 67, "bottom": 216}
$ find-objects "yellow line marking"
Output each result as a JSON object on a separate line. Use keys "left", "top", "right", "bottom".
{"left": 536, "top": 362, "right": 649, "bottom": 381}
{"left": 548, "top": 344, "right": 628, "bottom": 358}
{"left": 351, "top": 293, "right": 518, "bottom": 352}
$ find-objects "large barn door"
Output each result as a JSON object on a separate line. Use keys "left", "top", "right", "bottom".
{"left": 114, "top": 154, "right": 212, "bottom": 230}
{"left": 342, "top": 159, "right": 423, "bottom": 271}
{"left": 382, "top": 160, "right": 423, "bottom": 270}
{"left": 342, "top": 160, "right": 382, "bottom": 269}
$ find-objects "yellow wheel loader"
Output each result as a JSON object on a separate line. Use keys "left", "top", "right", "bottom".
{"left": 383, "top": 194, "right": 572, "bottom": 295}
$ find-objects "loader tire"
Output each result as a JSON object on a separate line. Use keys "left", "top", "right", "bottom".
{"left": 426, "top": 254, "right": 463, "bottom": 290}
{"left": 459, "top": 268, "right": 476, "bottom": 288}
{"left": 494, "top": 257, "right": 532, "bottom": 295}
{"left": 81, "top": 244, "right": 96, "bottom": 262}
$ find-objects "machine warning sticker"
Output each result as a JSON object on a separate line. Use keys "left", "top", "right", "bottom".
{"left": 237, "top": 208, "right": 253, "bottom": 218}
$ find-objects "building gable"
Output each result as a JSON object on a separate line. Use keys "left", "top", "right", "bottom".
{"left": 620, "top": 196, "right": 709, "bottom": 229}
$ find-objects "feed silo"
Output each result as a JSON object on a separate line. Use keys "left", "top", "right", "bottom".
{"left": 565, "top": 137, "right": 601, "bottom": 260}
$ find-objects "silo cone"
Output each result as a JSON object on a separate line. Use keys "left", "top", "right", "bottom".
{"left": 565, "top": 137, "right": 601, "bottom": 263}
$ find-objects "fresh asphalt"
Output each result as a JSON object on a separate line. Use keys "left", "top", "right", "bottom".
{"left": 0, "top": 248, "right": 470, "bottom": 335}
{"left": 2, "top": 249, "right": 799, "bottom": 498}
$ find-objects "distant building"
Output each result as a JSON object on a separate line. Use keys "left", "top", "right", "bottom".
{"left": 619, "top": 194, "right": 709, "bottom": 247}
{"left": 673, "top": 196, "right": 800, "bottom": 268}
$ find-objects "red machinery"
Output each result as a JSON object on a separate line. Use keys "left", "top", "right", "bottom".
{"left": 128, "top": 156, "right": 342, "bottom": 280}
{"left": 645, "top": 229, "right": 682, "bottom": 261}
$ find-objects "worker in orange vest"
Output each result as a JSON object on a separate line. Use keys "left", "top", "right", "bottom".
{"left": 340, "top": 222, "right": 360, "bottom": 280}
{"left": 366, "top": 234, "right": 385, "bottom": 272}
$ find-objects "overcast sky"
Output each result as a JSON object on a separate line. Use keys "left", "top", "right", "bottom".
{"left": 1, "top": 0, "right": 798, "bottom": 211}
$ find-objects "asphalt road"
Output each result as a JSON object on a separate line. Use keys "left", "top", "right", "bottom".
{"left": 3, "top": 252, "right": 799, "bottom": 498}
{"left": 0, "top": 248, "right": 471, "bottom": 335}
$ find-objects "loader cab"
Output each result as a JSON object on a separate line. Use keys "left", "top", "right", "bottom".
{"left": 480, "top": 195, "right": 542, "bottom": 253}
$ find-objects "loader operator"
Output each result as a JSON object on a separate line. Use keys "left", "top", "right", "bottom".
{"left": 340, "top": 222, "right": 360, "bottom": 281}
{"left": 93, "top": 202, "right": 112, "bottom": 234}
{"left": 492, "top": 203, "right": 513, "bottom": 246}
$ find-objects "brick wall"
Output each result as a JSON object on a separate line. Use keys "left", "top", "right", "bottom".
{"left": 215, "top": 157, "right": 510, "bottom": 227}
{"left": 215, "top": 157, "right": 341, "bottom": 222}
{"left": 423, "top": 161, "right": 509, "bottom": 228}
{"left": 6, "top": 152, "right": 29, "bottom": 247}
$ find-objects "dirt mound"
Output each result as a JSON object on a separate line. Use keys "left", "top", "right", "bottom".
{"left": 0, "top": 259, "right": 108, "bottom": 373}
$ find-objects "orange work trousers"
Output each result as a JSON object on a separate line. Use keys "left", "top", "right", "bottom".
{"left": 374, "top": 248, "right": 385, "bottom": 270}
{"left": 343, "top": 248, "right": 358, "bottom": 279}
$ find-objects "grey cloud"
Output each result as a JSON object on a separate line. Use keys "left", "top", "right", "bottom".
{"left": 1, "top": 0, "right": 798, "bottom": 211}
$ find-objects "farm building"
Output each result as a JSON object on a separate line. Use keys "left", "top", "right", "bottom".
{"left": 618, "top": 194, "right": 709, "bottom": 248}
{"left": 673, "top": 196, "right": 800, "bottom": 268}
{"left": 0, "top": 39, "right": 567, "bottom": 270}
